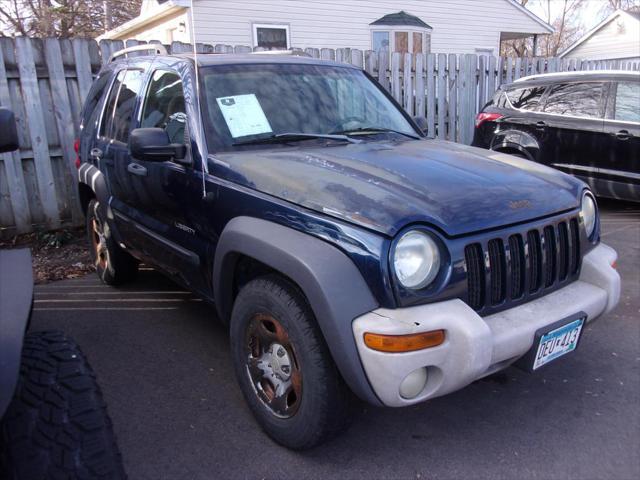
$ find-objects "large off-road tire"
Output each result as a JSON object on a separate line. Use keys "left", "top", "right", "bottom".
{"left": 86, "top": 199, "right": 138, "bottom": 285}
{"left": 0, "top": 331, "right": 126, "bottom": 480}
{"left": 230, "top": 275, "right": 352, "bottom": 450}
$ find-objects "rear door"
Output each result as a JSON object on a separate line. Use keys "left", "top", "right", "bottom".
{"left": 601, "top": 79, "right": 640, "bottom": 201}
{"left": 98, "top": 68, "right": 146, "bottom": 242}
{"left": 535, "top": 81, "right": 607, "bottom": 184}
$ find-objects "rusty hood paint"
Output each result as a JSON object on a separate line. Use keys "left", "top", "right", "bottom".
{"left": 212, "top": 139, "right": 584, "bottom": 237}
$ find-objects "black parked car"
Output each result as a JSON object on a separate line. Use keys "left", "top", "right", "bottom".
{"left": 472, "top": 71, "right": 640, "bottom": 202}
{"left": 76, "top": 47, "right": 619, "bottom": 449}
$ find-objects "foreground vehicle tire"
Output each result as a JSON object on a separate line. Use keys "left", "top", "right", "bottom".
{"left": 0, "top": 331, "right": 125, "bottom": 480}
{"left": 230, "top": 275, "right": 352, "bottom": 450}
{"left": 86, "top": 199, "right": 138, "bottom": 285}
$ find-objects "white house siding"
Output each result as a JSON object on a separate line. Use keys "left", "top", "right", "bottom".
{"left": 566, "top": 14, "right": 640, "bottom": 61}
{"left": 190, "top": 0, "right": 550, "bottom": 54}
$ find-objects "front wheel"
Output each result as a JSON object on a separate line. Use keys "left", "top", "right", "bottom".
{"left": 86, "top": 199, "right": 138, "bottom": 285}
{"left": 230, "top": 275, "right": 352, "bottom": 449}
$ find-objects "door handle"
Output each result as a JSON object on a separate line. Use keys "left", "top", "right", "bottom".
{"left": 535, "top": 121, "right": 546, "bottom": 129}
{"left": 615, "top": 130, "right": 632, "bottom": 140}
{"left": 127, "top": 162, "right": 147, "bottom": 176}
{"left": 90, "top": 148, "right": 103, "bottom": 160}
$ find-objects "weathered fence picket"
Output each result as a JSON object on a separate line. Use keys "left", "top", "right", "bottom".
{"left": 0, "top": 37, "right": 638, "bottom": 237}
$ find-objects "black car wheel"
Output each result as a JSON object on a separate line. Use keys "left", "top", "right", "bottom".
{"left": 0, "top": 331, "right": 126, "bottom": 480}
{"left": 86, "top": 199, "right": 138, "bottom": 285}
{"left": 230, "top": 275, "right": 352, "bottom": 450}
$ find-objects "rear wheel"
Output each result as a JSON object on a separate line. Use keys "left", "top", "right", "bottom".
{"left": 86, "top": 199, "right": 138, "bottom": 285}
{"left": 230, "top": 275, "right": 352, "bottom": 450}
{"left": 0, "top": 331, "right": 125, "bottom": 480}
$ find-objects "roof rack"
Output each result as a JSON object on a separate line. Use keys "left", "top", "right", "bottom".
{"left": 109, "top": 44, "right": 168, "bottom": 62}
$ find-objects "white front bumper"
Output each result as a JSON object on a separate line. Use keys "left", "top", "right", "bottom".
{"left": 352, "top": 243, "right": 620, "bottom": 407}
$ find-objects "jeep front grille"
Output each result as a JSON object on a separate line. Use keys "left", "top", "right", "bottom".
{"left": 464, "top": 217, "right": 581, "bottom": 312}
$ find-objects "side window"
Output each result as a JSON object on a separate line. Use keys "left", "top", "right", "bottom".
{"left": 614, "top": 82, "right": 640, "bottom": 123}
{"left": 542, "top": 82, "right": 604, "bottom": 118}
{"left": 141, "top": 70, "right": 187, "bottom": 144}
{"left": 505, "top": 86, "right": 546, "bottom": 111}
{"left": 99, "top": 70, "right": 124, "bottom": 138}
{"left": 110, "top": 69, "right": 144, "bottom": 143}
{"left": 81, "top": 70, "right": 114, "bottom": 129}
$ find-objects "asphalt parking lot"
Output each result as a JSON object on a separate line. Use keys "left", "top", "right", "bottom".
{"left": 31, "top": 199, "right": 639, "bottom": 480}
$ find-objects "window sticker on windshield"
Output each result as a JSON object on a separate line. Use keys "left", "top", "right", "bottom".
{"left": 216, "top": 94, "right": 272, "bottom": 138}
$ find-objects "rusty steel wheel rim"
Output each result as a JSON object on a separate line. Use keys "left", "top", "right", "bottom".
{"left": 91, "top": 212, "right": 108, "bottom": 271}
{"left": 245, "top": 313, "right": 302, "bottom": 418}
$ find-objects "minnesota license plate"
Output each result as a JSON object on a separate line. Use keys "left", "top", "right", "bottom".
{"left": 532, "top": 316, "right": 585, "bottom": 370}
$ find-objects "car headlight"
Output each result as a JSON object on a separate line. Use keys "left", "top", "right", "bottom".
{"left": 581, "top": 192, "right": 597, "bottom": 239}
{"left": 393, "top": 231, "right": 441, "bottom": 289}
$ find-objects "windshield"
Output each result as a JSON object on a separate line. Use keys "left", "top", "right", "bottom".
{"left": 200, "top": 63, "right": 418, "bottom": 152}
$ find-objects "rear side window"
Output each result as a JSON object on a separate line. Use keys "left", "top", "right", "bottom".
{"left": 614, "top": 81, "right": 640, "bottom": 123}
{"left": 141, "top": 70, "right": 187, "bottom": 144}
{"left": 99, "top": 69, "right": 144, "bottom": 143}
{"left": 505, "top": 86, "right": 546, "bottom": 111}
{"left": 542, "top": 82, "right": 604, "bottom": 118}
{"left": 81, "top": 71, "right": 113, "bottom": 129}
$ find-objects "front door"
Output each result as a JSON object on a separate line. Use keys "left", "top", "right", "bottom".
{"left": 126, "top": 69, "right": 209, "bottom": 293}
{"left": 602, "top": 80, "right": 640, "bottom": 201}
{"left": 535, "top": 81, "right": 607, "bottom": 186}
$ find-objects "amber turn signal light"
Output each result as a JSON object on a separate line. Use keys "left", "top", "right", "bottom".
{"left": 363, "top": 330, "right": 445, "bottom": 353}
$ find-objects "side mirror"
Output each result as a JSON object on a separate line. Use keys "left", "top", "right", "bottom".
{"left": 412, "top": 116, "right": 429, "bottom": 136}
{"left": 0, "top": 108, "right": 19, "bottom": 153}
{"left": 129, "top": 128, "right": 187, "bottom": 163}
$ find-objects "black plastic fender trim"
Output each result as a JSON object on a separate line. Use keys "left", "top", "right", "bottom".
{"left": 213, "top": 216, "right": 383, "bottom": 406}
{"left": 0, "top": 249, "right": 34, "bottom": 417}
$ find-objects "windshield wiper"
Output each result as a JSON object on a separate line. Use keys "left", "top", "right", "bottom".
{"left": 331, "top": 127, "right": 420, "bottom": 140}
{"left": 233, "top": 132, "right": 359, "bottom": 146}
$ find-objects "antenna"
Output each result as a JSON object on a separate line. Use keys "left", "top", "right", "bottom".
{"left": 189, "top": 0, "right": 208, "bottom": 199}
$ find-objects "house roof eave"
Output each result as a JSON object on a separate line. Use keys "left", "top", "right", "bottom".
{"left": 504, "top": 0, "right": 554, "bottom": 34}
{"left": 559, "top": 9, "right": 633, "bottom": 58}
{"left": 97, "top": 0, "right": 190, "bottom": 41}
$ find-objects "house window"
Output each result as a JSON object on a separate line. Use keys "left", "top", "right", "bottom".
{"left": 371, "top": 30, "right": 426, "bottom": 54}
{"left": 253, "top": 24, "right": 290, "bottom": 50}
{"left": 372, "top": 31, "right": 390, "bottom": 52}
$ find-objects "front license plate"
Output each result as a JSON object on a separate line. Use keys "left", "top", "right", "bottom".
{"left": 532, "top": 316, "right": 585, "bottom": 370}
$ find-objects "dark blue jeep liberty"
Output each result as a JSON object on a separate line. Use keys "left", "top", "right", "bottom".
{"left": 77, "top": 47, "right": 620, "bottom": 449}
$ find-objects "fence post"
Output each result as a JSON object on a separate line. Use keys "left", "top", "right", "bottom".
{"left": 425, "top": 53, "right": 435, "bottom": 136}
{"left": 15, "top": 37, "right": 61, "bottom": 229}
{"left": 403, "top": 53, "right": 413, "bottom": 113}
{"left": 43, "top": 38, "right": 82, "bottom": 224}
{"left": 0, "top": 40, "right": 31, "bottom": 233}
{"left": 447, "top": 54, "right": 458, "bottom": 142}
{"left": 437, "top": 53, "right": 447, "bottom": 140}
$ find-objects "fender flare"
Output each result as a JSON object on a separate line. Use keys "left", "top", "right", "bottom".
{"left": 0, "top": 249, "right": 33, "bottom": 417}
{"left": 78, "top": 163, "right": 110, "bottom": 219}
{"left": 490, "top": 129, "right": 540, "bottom": 161}
{"left": 213, "top": 216, "right": 382, "bottom": 405}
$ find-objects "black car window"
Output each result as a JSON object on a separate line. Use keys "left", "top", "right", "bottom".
{"left": 110, "top": 69, "right": 144, "bottom": 143}
{"left": 81, "top": 70, "right": 113, "bottom": 129}
{"left": 542, "top": 82, "right": 604, "bottom": 118}
{"left": 614, "top": 81, "right": 640, "bottom": 123}
{"left": 141, "top": 70, "right": 188, "bottom": 144}
{"left": 506, "top": 86, "right": 546, "bottom": 110}
{"left": 99, "top": 70, "right": 125, "bottom": 138}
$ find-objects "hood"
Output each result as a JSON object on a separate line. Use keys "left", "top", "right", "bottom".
{"left": 212, "top": 139, "right": 583, "bottom": 237}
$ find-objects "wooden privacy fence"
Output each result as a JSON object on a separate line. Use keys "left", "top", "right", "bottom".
{"left": 0, "top": 37, "right": 638, "bottom": 237}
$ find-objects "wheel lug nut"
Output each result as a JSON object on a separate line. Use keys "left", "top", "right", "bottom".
{"left": 281, "top": 366, "right": 290, "bottom": 374}
{"left": 277, "top": 348, "right": 285, "bottom": 357}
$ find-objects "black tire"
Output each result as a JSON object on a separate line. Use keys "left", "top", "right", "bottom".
{"left": 86, "top": 199, "right": 138, "bottom": 285}
{"left": 0, "top": 331, "right": 126, "bottom": 480}
{"left": 230, "top": 275, "right": 352, "bottom": 450}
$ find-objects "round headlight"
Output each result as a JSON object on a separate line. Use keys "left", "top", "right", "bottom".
{"left": 581, "top": 192, "right": 597, "bottom": 238}
{"left": 393, "top": 231, "right": 441, "bottom": 289}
